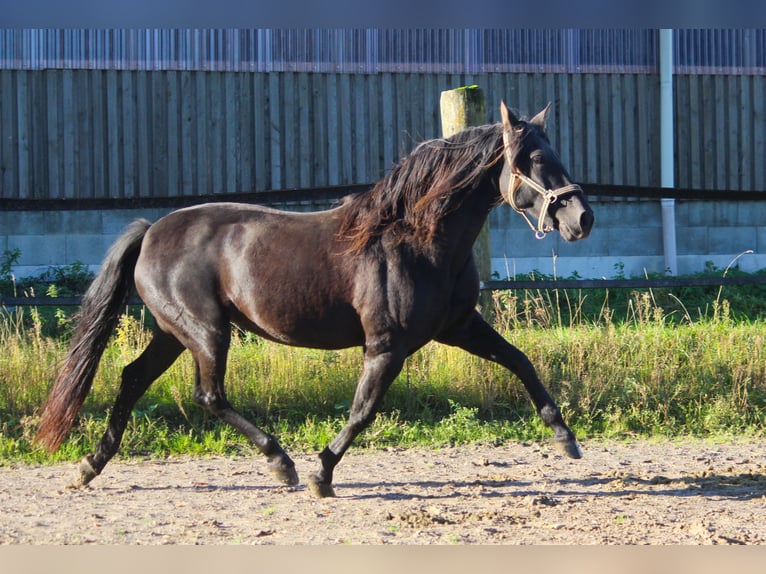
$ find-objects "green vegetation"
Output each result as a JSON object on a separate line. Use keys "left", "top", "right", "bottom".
{"left": 1, "top": 257, "right": 766, "bottom": 465}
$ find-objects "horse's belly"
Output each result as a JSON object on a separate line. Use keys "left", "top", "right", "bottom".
{"left": 230, "top": 301, "right": 364, "bottom": 350}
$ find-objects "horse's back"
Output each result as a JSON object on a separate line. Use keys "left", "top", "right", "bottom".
{"left": 134, "top": 201, "right": 364, "bottom": 348}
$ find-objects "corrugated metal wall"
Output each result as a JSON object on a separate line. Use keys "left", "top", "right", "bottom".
{"left": 3, "top": 29, "right": 765, "bottom": 74}
{"left": 1, "top": 29, "right": 765, "bottom": 200}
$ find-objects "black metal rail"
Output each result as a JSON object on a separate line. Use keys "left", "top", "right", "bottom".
{"left": 3, "top": 275, "right": 766, "bottom": 308}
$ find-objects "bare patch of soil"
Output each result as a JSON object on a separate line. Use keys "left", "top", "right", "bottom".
{"left": 2, "top": 439, "right": 765, "bottom": 545}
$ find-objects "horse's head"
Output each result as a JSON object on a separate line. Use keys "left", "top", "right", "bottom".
{"left": 498, "top": 101, "right": 594, "bottom": 242}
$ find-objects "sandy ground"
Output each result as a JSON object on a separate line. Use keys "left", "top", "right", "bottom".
{"left": 1, "top": 438, "right": 765, "bottom": 545}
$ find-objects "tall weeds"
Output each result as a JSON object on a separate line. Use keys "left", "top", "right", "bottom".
{"left": 1, "top": 282, "right": 765, "bottom": 463}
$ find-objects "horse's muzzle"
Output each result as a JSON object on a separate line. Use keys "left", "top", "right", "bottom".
{"left": 558, "top": 207, "right": 594, "bottom": 242}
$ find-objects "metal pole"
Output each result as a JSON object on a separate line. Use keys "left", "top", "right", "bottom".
{"left": 660, "top": 29, "right": 678, "bottom": 275}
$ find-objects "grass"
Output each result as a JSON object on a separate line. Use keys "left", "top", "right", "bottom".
{"left": 1, "top": 272, "right": 766, "bottom": 465}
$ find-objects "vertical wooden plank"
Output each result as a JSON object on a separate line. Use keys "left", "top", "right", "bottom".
{"left": 180, "top": 71, "right": 195, "bottom": 195}
{"left": 531, "top": 73, "right": 544, "bottom": 115}
{"left": 366, "top": 74, "right": 381, "bottom": 181}
{"left": 635, "top": 74, "right": 652, "bottom": 187}
{"left": 730, "top": 76, "right": 745, "bottom": 190}
{"left": 648, "top": 72, "right": 661, "bottom": 187}
{"left": 148, "top": 71, "right": 171, "bottom": 199}
{"left": 282, "top": 72, "right": 297, "bottom": 189}
{"left": 686, "top": 75, "right": 703, "bottom": 189}
{"left": 1, "top": 71, "right": 19, "bottom": 199}
{"left": 166, "top": 71, "right": 181, "bottom": 197}
{"left": 27, "top": 72, "right": 45, "bottom": 198}
{"left": 397, "top": 73, "right": 414, "bottom": 157}
{"left": 106, "top": 70, "right": 122, "bottom": 198}
{"left": 237, "top": 73, "right": 254, "bottom": 193}
{"left": 583, "top": 74, "right": 599, "bottom": 184}
{"left": 596, "top": 74, "right": 611, "bottom": 185}
{"left": 380, "top": 73, "right": 395, "bottom": 172}
{"left": 75, "top": 71, "right": 93, "bottom": 199}
{"left": 420, "top": 73, "right": 436, "bottom": 142}
{"left": 196, "top": 72, "right": 210, "bottom": 195}
{"left": 714, "top": 75, "right": 728, "bottom": 189}
{"left": 298, "top": 72, "right": 312, "bottom": 188}
{"left": 674, "top": 74, "right": 689, "bottom": 189}
{"left": 555, "top": 74, "right": 573, "bottom": 177}
{"left": 739, "top": 76, "right": 753, "bottom": 191}
{"left": 252, "top": 72, "right": 268, "bottom": 191}
{"left": 91, "top": 71, "right": 107, "bottom": 198}
{"left": 136, "top": 71, "right": 152, "bottom": 197}
{"left": 337, "top": 73, "right": 352, "bottom": 185}
{"left": 620, "top": 73, "right": 637, "bottom": 186}
{"left": 16, "top": 71, "right": 30, "bottom": 198}
{"left": 62, "top": 69, "right": 76, "bottom": 199}
{"left": 224, "top": 72, "right": 239, "bottom": 193}
{"left": 569, "top": 73, "right": 584, "bottom": 182}
{"left": 701, "top": 75, "right": 716, "bottom": 189}
{"left": 123, "top": 71, "right": 138, "bottom": 198}
{"left": 324, "top": 73, "right": 339, "bottom": 186}
{"left": 541, "top": 73, "right": 556, "bottom": 147}
{"left": 311, "top": 73, "right": 328, "bottom": 187}
{"left": 210, "top": 73, "right": 224, "bottom": 195}
{"left": 609, "top": 74, "right": 623, "bottom": 185}
{"left": 268, "top": 72, "right": 282, "bottom": 190}
{"left": 487, "top": 72, "right": 506, "bottom": 123}
{"left": 352, "top": 73, "right": 368, "bottom": 183}
{"left": 753, "top": 76, "right": 766, "bottom": 190}
{"left": 0, "top": 72, "right": 6, "bottom": 197}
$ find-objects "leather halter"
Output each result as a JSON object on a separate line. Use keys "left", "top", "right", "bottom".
{"left": 502, "top": 128, "right": 583, "bottom": 239}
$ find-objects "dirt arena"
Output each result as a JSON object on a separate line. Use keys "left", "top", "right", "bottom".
{"left": 1, "top": 438, "right": 765, "bottom": 545}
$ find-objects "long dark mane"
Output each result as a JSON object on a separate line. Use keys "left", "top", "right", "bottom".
{"left": 338, "top": 123, "right": 508, "bottom": 252}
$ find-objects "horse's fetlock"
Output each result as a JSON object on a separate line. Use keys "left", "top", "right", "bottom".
{"left": 539, "top": 404, "right": 561, "bottom": 426}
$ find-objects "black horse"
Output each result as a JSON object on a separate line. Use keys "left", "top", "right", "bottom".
{"left": 36, "top": 101, "right": 594, "bottom": 497}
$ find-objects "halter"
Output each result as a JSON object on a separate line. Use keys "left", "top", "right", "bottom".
{"left": 502, "top": 129, "right": 583, "bottom": 239}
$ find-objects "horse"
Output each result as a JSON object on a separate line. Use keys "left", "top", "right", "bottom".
{"left": 36, "top": 101, "right": 594, "bottom": 498}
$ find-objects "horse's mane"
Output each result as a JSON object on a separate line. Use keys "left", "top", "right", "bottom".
{"left": 339, "top": 123, "right": 523, "bottom": 253}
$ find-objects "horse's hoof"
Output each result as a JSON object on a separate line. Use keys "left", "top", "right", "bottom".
{"left": 67, "top": 455, "right": 98, "bottom": 489}
{"left": 554, "top": 439, "right": 583, "bottom": 459}
{"left": 307, "top": 474, "right": 336, "bottom": 498}
{"left": 271, "top": 464, "right": 300, "bottom": 487}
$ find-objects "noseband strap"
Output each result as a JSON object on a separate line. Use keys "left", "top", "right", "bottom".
{"left": 502, "top": 130, "right": 583, "bottom": 239}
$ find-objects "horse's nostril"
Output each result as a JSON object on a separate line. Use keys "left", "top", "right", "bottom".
{"left": 581, "top": 210, "right": 594, "bottom": 231}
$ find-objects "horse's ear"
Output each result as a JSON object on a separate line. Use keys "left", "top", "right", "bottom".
{"left": 529, "top": 102, "right": 552, "bottom": 130}
{"left": 500, "top": 100, "right": 522, "bottom": 131}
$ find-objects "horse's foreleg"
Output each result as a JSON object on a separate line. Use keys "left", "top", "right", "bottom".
{"left": 438, "top": 311, "right": 582, "bottom": 459}
{"left": 308, "top": 348, "right": 406, "bottom": 498}
{"left": 69, "top": 331, "right": 184, "bottom": 488}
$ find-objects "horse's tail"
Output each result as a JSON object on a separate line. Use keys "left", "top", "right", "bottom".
{"left": 35, "top": 219, "right": 152, "bottom": 453}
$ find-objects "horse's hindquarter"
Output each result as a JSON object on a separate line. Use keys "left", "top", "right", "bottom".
{"left": 135, "top": 203, "right": 365, "bottom": 349}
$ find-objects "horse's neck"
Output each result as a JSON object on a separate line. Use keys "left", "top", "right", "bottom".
{"left": 432, "top": 177, "right": 497, "bottom": 271}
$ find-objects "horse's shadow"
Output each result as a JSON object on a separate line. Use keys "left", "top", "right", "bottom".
{"left": 337, "top": 472, "right": 766, "bottom": 502}
{"left": 93, "top": 472, "right": 766, "bottom": 502}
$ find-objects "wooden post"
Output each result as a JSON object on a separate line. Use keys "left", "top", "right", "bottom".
{"left": 440, "top": 86, "right": 492, "bottom": 314}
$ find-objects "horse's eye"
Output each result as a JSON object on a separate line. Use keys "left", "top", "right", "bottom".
{"left": 531, "top": 154, "right": 544, "bottom": 165}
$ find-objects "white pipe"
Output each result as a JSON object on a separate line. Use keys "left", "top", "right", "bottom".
{"left": 660, "top": 29, "right": 677, "bottom": 275}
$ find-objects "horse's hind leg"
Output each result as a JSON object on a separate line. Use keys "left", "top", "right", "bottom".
{"left": 438, "top": 311, "right": 582, "bottom": 459}
{"left": 70, "top": 330, "right": 185, "bottom": 488}
{"left": 188, "top": 327, "right": 298, "bottom": 487}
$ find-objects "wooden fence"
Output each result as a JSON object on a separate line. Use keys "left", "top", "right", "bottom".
{"left": 1, "top": 70, "right": 765, "bottom": 201}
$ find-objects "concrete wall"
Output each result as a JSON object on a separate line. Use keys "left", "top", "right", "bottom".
{"left": 3, "top": 197, "right": 766, "bottom": 283}
{"left": 489, "top": 197, "right": 766, "bottom": 279}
